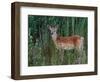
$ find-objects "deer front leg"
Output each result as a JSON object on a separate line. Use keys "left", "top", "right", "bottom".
{"left": 58, "top": 49, "right": 64, "bottom": 64}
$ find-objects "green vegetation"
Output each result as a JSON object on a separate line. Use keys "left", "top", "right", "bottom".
{"left": 28, "top": 15, "right": 88, "bottom": 66}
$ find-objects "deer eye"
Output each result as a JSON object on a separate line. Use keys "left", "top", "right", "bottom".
{"left": 51, "top": 32, "right": 53, "bottom": 35}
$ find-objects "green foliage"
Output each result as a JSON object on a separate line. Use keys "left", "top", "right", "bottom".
{"left": 28, "top": 15, "right": 88, "bottom": 66}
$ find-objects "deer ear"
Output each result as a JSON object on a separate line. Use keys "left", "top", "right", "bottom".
{"left": 55, "top": 25, "right": 59, "bottom": 30}
{"left": 47, "top": 25, "right": 52, "bottom": 30}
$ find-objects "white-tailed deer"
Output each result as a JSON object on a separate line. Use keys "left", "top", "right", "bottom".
{"left": 48, "top": 25, "right": 84, "bottom": 64}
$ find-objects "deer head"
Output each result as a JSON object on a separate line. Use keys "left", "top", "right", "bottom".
{"left": 48, "top": 25, "right": 58, "bottom": 41}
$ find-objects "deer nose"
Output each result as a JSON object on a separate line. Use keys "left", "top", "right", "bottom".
{"left": 50, "top": 32, "right": 53, "bottom": 35}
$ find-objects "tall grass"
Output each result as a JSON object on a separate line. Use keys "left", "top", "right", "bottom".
{"left": 28, "top": 15, "right": 88, "bottom": 66}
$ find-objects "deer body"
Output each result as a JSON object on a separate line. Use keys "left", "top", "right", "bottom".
{"left": 53, "top": 35, "right": 84, "bottom": 50}
{"left": 49, "top": 25, "right": 84, "bottom": 64}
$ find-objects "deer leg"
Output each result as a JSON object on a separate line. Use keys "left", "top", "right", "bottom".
{"left": 59, "top": 49, "right": 64, "bottom": 64}
{"left": 74, "top": 47, "right": 82, "bottom": 64}
{"left": 75, "top": 43, "right": 84, "bottom": 64}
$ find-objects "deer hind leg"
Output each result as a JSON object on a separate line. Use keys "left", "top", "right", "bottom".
{"left": 74, "top": 50, "right": 82, "bottom": 64}
{"left": 79, "top": 37, "right": 84, "bottom": 56}
{"left": 75, "top": 38, "right": 84, "bottom": 64}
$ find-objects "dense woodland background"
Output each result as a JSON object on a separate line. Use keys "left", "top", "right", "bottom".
{"left": 28, "top": 15, "right": 88, "bottom": 66}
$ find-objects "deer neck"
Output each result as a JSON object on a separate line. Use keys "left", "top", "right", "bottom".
{"left": 51, "top": 33, "right": 57, "bottom": 44}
